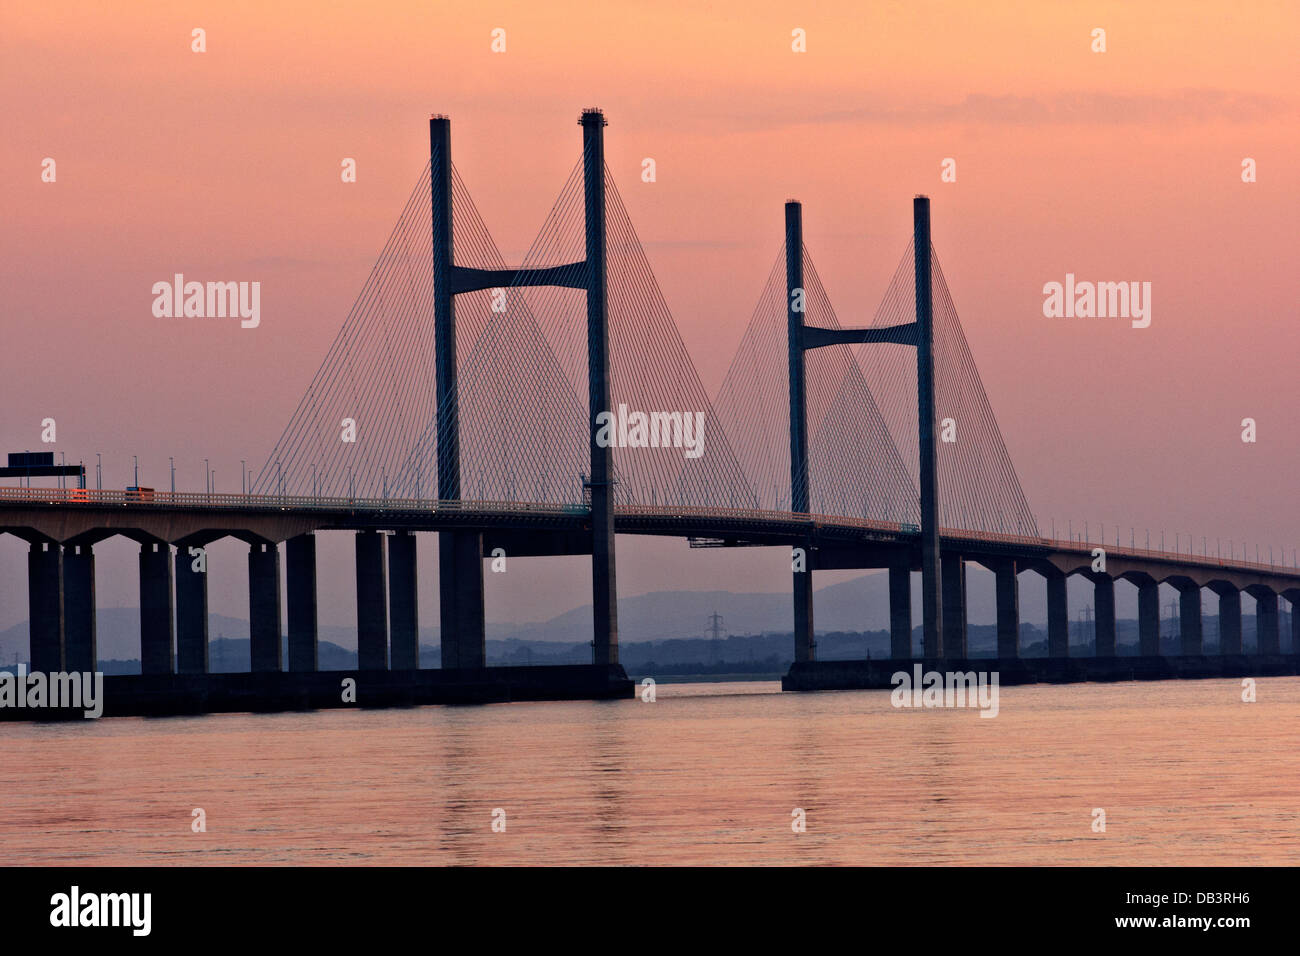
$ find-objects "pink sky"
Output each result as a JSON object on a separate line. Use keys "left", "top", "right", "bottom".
{"left": 2, "top": 1, "right": 1298, "bottom": 633}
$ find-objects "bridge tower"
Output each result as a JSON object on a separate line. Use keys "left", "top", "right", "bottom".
{"left": 429, "top": 110, "right": 619, "bottom": 667}
{"left": 430, "top": 115, "right": 486, "bottom": 669}
{"left": 785, "top": 196, "right": 943, "bottom": 660}
{"left": 912, "top": 197, "right": 942, "bottom": 659}
{"left": 582, "top": 109, "right": 619, "bottom": 665}
{"left": 785, "top": 202, "right": 815, "bottom": 662}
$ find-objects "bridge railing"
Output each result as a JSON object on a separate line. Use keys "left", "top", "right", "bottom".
{"left": 941, "top": 522, "right": 1297, "bottom": 575}
{"left": 0, "top": 486, "right": 589, "bottom": 517}
{"left": 1033, "top": 534, "right": 1298, "bottom": 576}
{"left": 918, "top": 525, "right": 1051, "bottom": 550}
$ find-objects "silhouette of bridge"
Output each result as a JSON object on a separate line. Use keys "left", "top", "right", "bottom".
{"left": 3, "top": 109, "right": 1298, "bottom": 714}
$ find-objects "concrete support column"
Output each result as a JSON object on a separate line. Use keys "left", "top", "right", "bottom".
{"left": 27, "top": 541, "right": 64, "bottom": 672}
{"left": 287, "top": 533, "right": 318, "bottom": 672}
{"left": 1046, "top": 569, "right": 1068, "bottom": 658}
{"left": 994, "top": 560, "right": 1020, "bottom": 659}
{"left": 590, "top": 507, "right": 619, "bottom": 665}
{"left": 175, "top": 543, "right": 209, "bottom": 674}
{"left": 439, "top": 531, "right": 485, "bottom": 669}
{"left": 139, "top": 542, "right": 174, "bottom": 675}
{"left": 1217, "top": 589, "right": 1242, "bottom": 655}
{"left": 1291, "top": 597, "right": 1300, "bottom": 654}
{"left": 1178, "top": 586, "right": 1203, "bottom": 655}
{"left": 1254, "top": 591, "right": 1280, "bottom": 654}
{"left": 388, "top": 531, "right": 419, "bottom": 670}
{"left": 1093, "top": 575, "right": 1116, "bottom": 657}
{"left": 941, "top": 553, "right": 967, "bottom": 658}
{"left": 583, "top": 110, "right": 619, "bottom": 667}
{"left": 249, "top": 542, "right": 282, "bottom": 672}
{"left": 64, "top": 544, "right": 96, "bottom": 672}
{"left": 1138, "top": 579, "right": 1160, "bottom": 655}
{"left": 793, "top": 555, "right": 815, "bottom": 663}
{"left": 888, "top": 563, "right": 912, "bottom": 659}
{"left": 356, "top": 530, "right": 389, "bottom": 670}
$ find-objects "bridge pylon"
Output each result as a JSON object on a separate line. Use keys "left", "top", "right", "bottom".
{"left": 430, "top": 114, "right": 487, "bottom": 668}
{"left": 784, "top": 196, "right": 944, "bottom": 660}
{"left": 429, "top": 110, "right": 619, "bottom": 666}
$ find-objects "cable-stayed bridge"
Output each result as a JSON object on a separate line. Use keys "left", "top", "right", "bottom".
{"left": 3, "top": 109, "right": 1298, "bottom": 715}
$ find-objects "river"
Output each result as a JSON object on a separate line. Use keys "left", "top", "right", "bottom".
{"left": 4, "top": 677, "right": 1298, "bottom": 865}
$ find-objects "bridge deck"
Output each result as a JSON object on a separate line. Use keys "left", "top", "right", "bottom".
{"left": 2, "top": 487, "right": 1297, "bottom": 590}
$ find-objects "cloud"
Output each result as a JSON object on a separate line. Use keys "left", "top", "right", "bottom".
{"left": 807, "top": 88, "right": 1294, "bottom": 128}
{"left": 678, "top": 88, "right": 1295, "bottom": 134}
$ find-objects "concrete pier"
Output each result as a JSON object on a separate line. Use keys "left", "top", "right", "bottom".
{"left": 1178, "top": 585, "right": 1203, "bottom": 655}
{"left": 1138, "top": 578, "right": 1160, "bottom": 655}
{"left": 139, "top": 542, "right": 174, "bottom": 675}
{"left": 889, "top": 563, "right": 911, "bottom": 658}
{"left": 27, "top": 541, "right": 64, "bottom": 672}
{"left": 388, "top": 530, "right": 419, "bottom": 670}
{"left": 175, "top": 542, "right": 209, "bottom": 673}
{"left": 1046, "top": 568, "right": 1068, "bottom": 657}
{"left": 63, "top": 544, "right": 96, "bottom": 672}
{"left": 793, "top": 563, "right": 816, "bottom": 662}
{"left": 994, "top": 559, "right": 1019, "bottom": 658}
{"left": 941, "top": 553, "right": 967, "bottom": 658}
{"left": 249, "top": 542, "right": 282, "bottom": 672}
{"left": 356, "top": 530, "right": 389, "bottom": 670}
{"left": 439, "top": 531, "right": 486, "bottom": 669}
{"left": 287, "top": 533, "right": 318, "bottom": 672}
{"left": 1291, "top": 596, "right": 1300, "bottom": 654}
{"left": 1093, "top": 575, "right": 1116, "bottom": 656}
{"left": 1252, "top": 588, "right": 1280, "bottom": 654}
{"left": 1215, "top": 586, "right": 1242, "bottom": 654}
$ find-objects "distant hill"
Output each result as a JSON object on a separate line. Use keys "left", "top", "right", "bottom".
{"left": 0, "top": 610, "right": 493, "bottom": 662}
{"left": 498, "top": 570, "right": 1113, "bottom": 643}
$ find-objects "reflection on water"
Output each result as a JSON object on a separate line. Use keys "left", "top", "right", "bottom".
{"left": 3, "top": 678, "right": 1299, "bottom": 864}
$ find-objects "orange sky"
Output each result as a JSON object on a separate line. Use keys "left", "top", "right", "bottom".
{"left": 2, "top": 0, "right": 1298, "bottom": 631}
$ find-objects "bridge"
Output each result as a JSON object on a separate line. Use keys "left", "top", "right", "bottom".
{"left": 4, "top": 109, "right": 1298, "bottom": 714}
